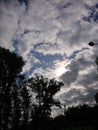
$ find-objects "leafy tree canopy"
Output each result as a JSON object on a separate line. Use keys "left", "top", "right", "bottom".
{"left": 27, "top": 75, "right": 64, "bottom": 118}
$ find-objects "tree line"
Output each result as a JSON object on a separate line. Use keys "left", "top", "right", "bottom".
{"left": 0, "top": 46, "right": 98, "bottom": 130}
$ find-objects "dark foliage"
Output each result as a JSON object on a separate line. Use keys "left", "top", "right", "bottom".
{"left": 95, "top": 92, "right": 98, "bottom": 103}
{"left": 0, "top": 46, "right": 98, "bottom": 130}
{"left": 0, "top": 46, "right": 25, "bottom": 130}
{"left": 27, "top": 76, "right": 63, "bottom": 119}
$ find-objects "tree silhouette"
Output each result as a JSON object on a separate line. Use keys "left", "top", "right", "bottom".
{"left": 95, "top": 57, "right": 98, "bottom": 104}
{"left": 0, "top": 46, "right": 24, "bottom": 130}
{"left": 95, "top": 92, "right": 98, "bottom": 104}
{"left": 1, "top": 45, "right": 98, "bottom": 130}
{"left": 26, "top": 75, "right": 64, "bottom": 130}
{"left": 28, "top": 76, "right": 63, "bottom": 119}
{"left": 12, "top": 83, "right": 22, "bottom": 129}
{"left": 21, "top": 85, "right": 31, "bottom": 127}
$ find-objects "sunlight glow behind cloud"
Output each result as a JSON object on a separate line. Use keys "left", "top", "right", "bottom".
{"left": 54, "top": 60, "right": 70, "bottom": 77}
{"left": 0, "top": 0, "right": 98, "bottom": 108}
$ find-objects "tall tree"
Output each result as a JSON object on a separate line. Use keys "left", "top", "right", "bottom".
{"left": 27, "top": 75, "right": 64, "bottom": 120}
{"left": 21, "top": 85, "right": 31, "bottom": 127}
{"left": 0, "top": 46, "right": 24, "bottom": 130}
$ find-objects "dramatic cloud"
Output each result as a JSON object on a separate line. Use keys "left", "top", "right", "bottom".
{"left": 0, "top": 0, "right": 98, "bottom": 108}
{"left": 58, "top": 49, "right": 98, "bottom": 106}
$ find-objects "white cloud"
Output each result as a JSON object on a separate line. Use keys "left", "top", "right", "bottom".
{"left": 58, "top": 49, "right": 98, "bottom": 106}
{"left": 1, "top": 0, "right": 98, "bottom": 56}
{"left": 0, "top": 0, "right": 98, "bottom": 107}
{"left": 0, "top": 0, "right": 25, "bottom": 49}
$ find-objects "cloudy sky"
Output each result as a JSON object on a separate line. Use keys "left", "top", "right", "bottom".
{"left": 0, "top": 0, "right": 98, "bottom": 109}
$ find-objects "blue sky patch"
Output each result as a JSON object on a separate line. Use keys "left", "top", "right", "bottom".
{"left": 67, "top": 48, "right": 89, "bottom": 60}
{"left": 83, "top": 4, "right": 98, "bottom": 22}
{"left": 31, "top": 50, "right": 63, "bottom": 65}
{"left": 18, "top": 0, "right": 29, "bottom": 7}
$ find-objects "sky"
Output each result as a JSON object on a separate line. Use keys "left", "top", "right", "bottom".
{"left": 0, "top": 0, "right": 98, "bottom": 112}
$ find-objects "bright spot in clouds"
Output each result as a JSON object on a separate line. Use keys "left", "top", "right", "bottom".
{"left": 55, "top": 60, "right": 69, "bottom": 77}
{"left": 56, "top": 65, "right": 67, "bottom": 77}
{"left": 0, "top": 0, "right": 98, "bottom": 108}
